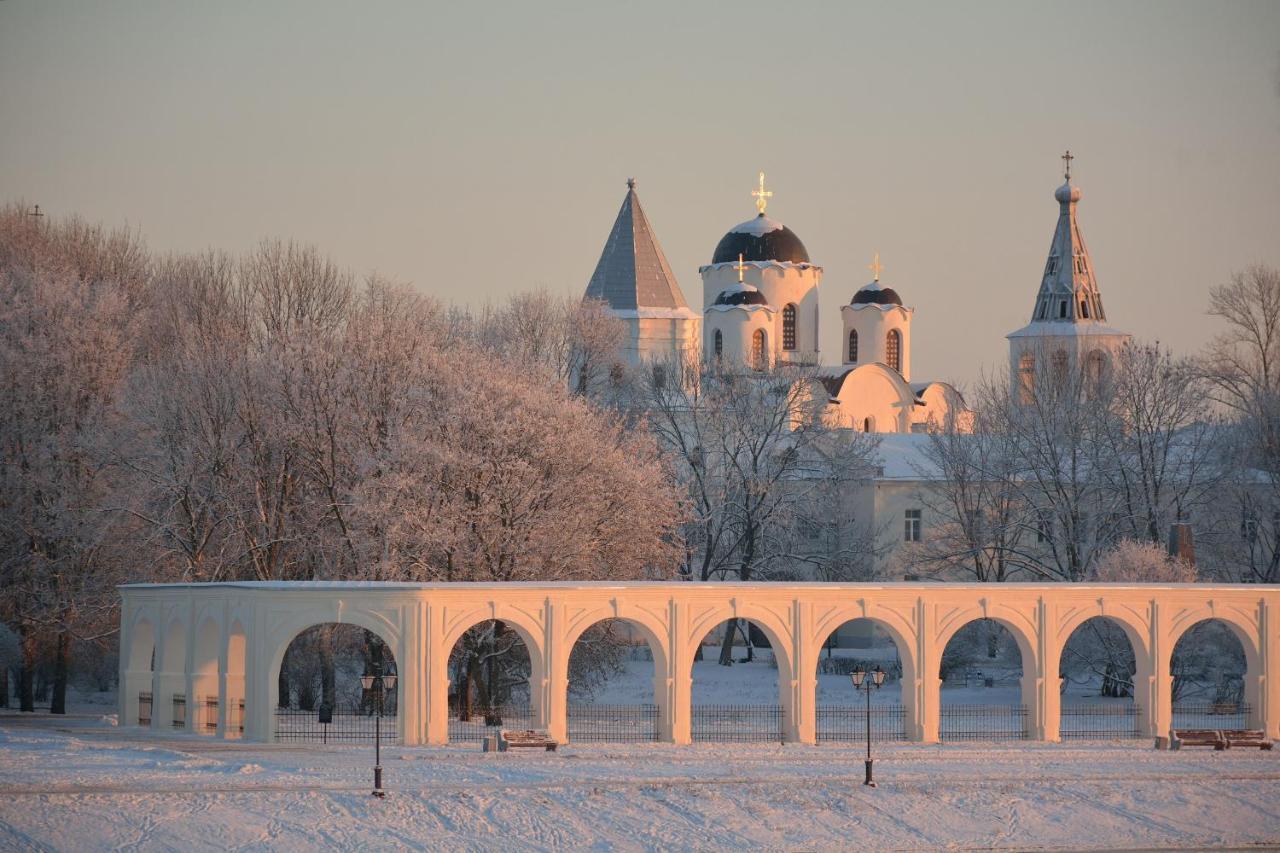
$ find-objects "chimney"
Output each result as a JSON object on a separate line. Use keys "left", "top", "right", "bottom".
{"left": 1168, "top": 522, "right": 1195, "bottom": 566}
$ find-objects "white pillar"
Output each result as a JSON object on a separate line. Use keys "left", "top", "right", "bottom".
{"left": 398, "top": 603, "right": 421, "bottom": 746}
{"left": 1145, "top": 600, "right": 1172, "bottom": 742}
{"left": 424, "top": 603, "right": 449, "bottom": 745}
{"left": 243, "top": 609, "right": 273, "bottom": 743}
{"left": 1032, "top": 598, "right": 1057, "bottom": 742}
{"left": 791, "top": 599, "right": 815, "bottom": 744}
{"left": 669, "top": 596, "right": 691, "bottom": 745}
{"left": 544, "top": 598, "right": 568, "bottom": 744}
{"left": 915, "top": 598, "right": 939, "bottom": 743}
{"left": 1263, "top": 598, "right": 1279, "bottom": 739}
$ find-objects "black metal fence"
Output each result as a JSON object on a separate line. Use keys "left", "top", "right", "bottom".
{"left": 691, "top": 705, "right": 783, "bottom": 743}
{"left": 816, "top": 705, "right": 907, "bottom": 742}
{"left": 137, "top": 691, "right": 152, "bottom": 726}
{"left": 1173, "top": 702, "right": 1251, "bottom": 730}
{"left": 172, "top": 694, "right": 186, "bottom": 729}
{"left": 939, "top": 704, "right": 1028, "bottom": 741}
{"left": 204, "top": 697, "right": 219, "bottom": 733}
{"left": 231, "top": 699, "right": 245, "bottom": 736}
{"left": 1060, "top": 703, "right": 1141, "bottom": 739}
{"left": 448, "top": 704, "right": 535, "bottom": 743}
{"left": 275, "top": 700, "right": 401, "bottom": 744}
{"left": 568, "top": 704, "right": 660, "bottom": 742}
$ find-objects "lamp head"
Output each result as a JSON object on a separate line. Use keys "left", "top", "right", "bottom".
{"left": 851, "top": 669, "right": 866, "bottom": 687}
{"left": 360, "top": 675, "right": 375, "bottom": 690}
{"left": 382, "top": 674, "right": 397, "bottom": 691}
{"left": 872, "top": 665, "right": 886, "bottom": 687}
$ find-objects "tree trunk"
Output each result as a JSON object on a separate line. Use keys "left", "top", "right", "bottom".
{"left": 51, "top": 631, "right": 69, "bottom": 715}
{"left": 0, "top": 666, "right": 8, "bottom": 708}
{"left": 19, "top": 635, "right": 36, "bottom": 712}
{"left": 717, "top": 619, "right": 736, "bottom": 666}
{"left": 320, "top": 629, "right": 336, "bottom": 713}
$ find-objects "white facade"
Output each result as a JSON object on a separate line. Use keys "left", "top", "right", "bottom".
{"left": 700, "top": 258, "right": 821, "bottom": 365}
{"left": 120, "top": 580, "right": 1280, "bottom": 746}
{"left": 842, "top": 300, "right": 913, "bottom": 381}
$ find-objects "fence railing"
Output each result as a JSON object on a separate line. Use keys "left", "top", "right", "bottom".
{"left": 137, "top": 691, "right": 152, "bottom": 727}
{"left": 448, "top": 704, "right": 535, "bottom": 743}
{"left": 204, "top": 697, "right": 219, "bottom": 733}
{"left": 1060, "top": 703, "right": 1141, "bottom": 739}
{"left": 691, "top": 705, "right": 783, "bottom": 743}
{"left": 172, "top": 694, "right": 186, "bottom": 730}
{"left": 231, "top": 699, "right": 245, "bottom": 736}
{"left": 940, "top": 704, "right": 1027, "bottom": 741}
{"left": 274, "top": 700, "right": 400, "bottom": 744}
{"left": 567, "top": 704, "right": 659, "bottom": 742}
{"left": 815, "top": 705, "right": 907, "bottom": 742}
{"left": 1172, "top": 702, "right": 1251, "bottom": 730}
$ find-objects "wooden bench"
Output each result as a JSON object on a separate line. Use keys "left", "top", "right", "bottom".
{"left": 1219, "top": 730, "right": 1274, "bottom": 750}
{"left": 1170, "top": 729, "right": 1274, "bottom": 750}
{"left": 498, "top": 729, "right": 558, "bottom": 752}
{"left": 1170, "top": 729, "right": 1227, "bottom": 750}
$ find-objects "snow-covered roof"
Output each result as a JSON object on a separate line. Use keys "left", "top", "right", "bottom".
{"left": 872, "top": 432, "right": 943, "bottom": 481}
{"left": 1006, "top": 321, "right": 1131, "bottom": 339}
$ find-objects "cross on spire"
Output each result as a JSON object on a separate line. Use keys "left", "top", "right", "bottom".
{"left": 751, "top": 171, "right": 772, "bottom": 215}
{"left": 27, "top": 204, "right": 44, "bottom": 223}
{"left": 868, "top": 251, "right": 883, "bottom": 282}
{"left": 734, "top": 252, "right": 748, "bottom": 283}
{"left": 1062, "top": 149, "right": 1074, "bottom": 182}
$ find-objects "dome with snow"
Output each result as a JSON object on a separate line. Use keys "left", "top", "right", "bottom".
{"left": 713, "top": 281, "right": 771, "bottom": 307}
{"left": 851, "top": 281, "right": 903, "bottom": 307}
{"left": 711, "top": 214, "right": 810, "bottom": 264}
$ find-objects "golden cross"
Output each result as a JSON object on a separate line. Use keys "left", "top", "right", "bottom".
{"left": 868, "top": 251, "right": 883, "bottom": 282}
{"left": 734, "top": 252, "right": 748, "bottom": 283}
{"left": 1062, "top": 149, "right": 1074, "bottom": 182}
{"left": 751, "top": 171, "right": 772, "bottom": 215}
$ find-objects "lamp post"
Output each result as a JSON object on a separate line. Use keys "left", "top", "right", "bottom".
{"left": 850, "top": 664, "right": 886, "bottom": 788}
{"left": 360, "top": 669, "right": 398, "bottom": 798}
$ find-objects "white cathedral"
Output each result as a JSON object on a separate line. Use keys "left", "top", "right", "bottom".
{"left": 584, "top": 158, "right": 1128, "bottom": 434}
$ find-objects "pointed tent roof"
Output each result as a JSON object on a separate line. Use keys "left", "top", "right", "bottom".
{"left": 1025, "top": 153, "right": 1108, "bottom": 326}
{"left": 585, "top": 179, "right": 692, "bottom": 314}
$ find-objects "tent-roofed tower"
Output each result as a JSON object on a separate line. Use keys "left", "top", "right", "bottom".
{"left": 1007, "top": 152, "right": 1130, "bottom": 400}
{"left": 585, "top": 178, "right": 700, "bottom": 365}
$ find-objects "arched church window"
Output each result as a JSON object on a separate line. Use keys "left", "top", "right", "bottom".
{"left": 848, "top": 330, "right": 858, "bottom": 363}
{"left": 1085, "top": 350, "right": 1107, "bottom": 397}
{"left": 751, "top": 329, "right": 767, "bottom": 371}
{"left": 782, "top": 304, "right": 797, "bottom": 351}
{"left": 1059, "top": 300, "right": 1068, "bottom": 319}
{"left": 1018, "top": 353, "right": 1035, "bottom": 404}
{"left": 863, "top": 417, "right": 873, "bottom": 433}
{"left": 1080, "top": 299, "right": 1090, "bottom": 319}
{"left": 713, "top": 329, "right": 723, "bottom": 359}
{"left": 1051, "top": 350, "right": 1069, "bottom": 384}
{"left": 886, "top": 329, "right": 902, "bottom": 373}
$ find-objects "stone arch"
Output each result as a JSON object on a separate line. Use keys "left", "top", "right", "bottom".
{"left": 1056, "top": 606, "right": 1150, "bottom": 664}
{"left": 443, "top": 608, "right": 547, "bottom": 738}
{"left": 264, "top": 609, "right": 402, "bottom": 741}
{"left": 127, "top": 617, "right": 155, "bottom": 674}
{"left": 161, "top": 616, "right": 188, "bottom": 675}
{"left": 683, "top": 604, "right": 793, "bottom": 686}
{"left": 562, "top": 615, "right": 668, "bottom": 743}
{"left": 1169, "top": 614, "right": 1259, "bottom": 723}
{"left": 191, "top": 616, "right": 220, "bottom": 733}
{"left": 935, "top": 611, "right": 1037, "bottom": 673}
{"left": 934, "top": 612, "right": 1038, "bottom": 739}
{"left": 812, "top": 614, "right": 917, "bottom": 740}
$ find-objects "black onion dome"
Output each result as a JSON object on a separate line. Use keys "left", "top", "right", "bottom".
{"left": 713, "top": 287, "right": 771, "bottom": 307}
{"left": 851, "top": 283, "right": 903, "bottom": 306}
{"left": 711, "top": 215, "right": 810, "bottom": 264}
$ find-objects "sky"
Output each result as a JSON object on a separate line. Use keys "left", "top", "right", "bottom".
{"left": 2, "top": 1, "right": 1278, "bottom": 388}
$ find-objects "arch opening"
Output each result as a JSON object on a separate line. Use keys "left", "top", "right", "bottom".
{"left": 192, "top": 618, "right": 220, "bottom": 735}
{"left": 125, "top": 619, "right": 155, "bottom": 726}
{"left": 159, "top": 619, "right": 188, "bottom": 729}
{"left": 751, "top": 329, "right": 768, "bottom": 370}
{"left": 938, "top": 618, "right": 1029, "bottom": 741}
{"left": 1059, "top": 617, "right": 1142, "bottom": 739}
{"left": 274, "top": 623, "right": 399, "bottom": 744}
{"left": 566, "top": 618, "right": 664, "bottom": 743}
{"left": 815, "top": 618, "right": 909, "bottom": 742}
{"left": 447, "top": 619, "right": 534, "bottom": 742}
{"left": 1170, "top": 618, "right": 1253, "bottom": 730}
{"left": 690, "top": 618, "right": 788, "bottom": 742}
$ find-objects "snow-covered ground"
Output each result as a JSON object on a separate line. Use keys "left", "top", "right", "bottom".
{"left": 1, "top": 713, "right": 1278, "bottom": 851}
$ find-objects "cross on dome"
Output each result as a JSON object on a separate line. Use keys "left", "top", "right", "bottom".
{"left": 1062, "top": 149, "right": 1074, "bottom": 182}
{"left": 868, "top": 251, "right": 883, "bottom": 282}
{"left": 752, "top": 171, "right": 773, "bottom": 214}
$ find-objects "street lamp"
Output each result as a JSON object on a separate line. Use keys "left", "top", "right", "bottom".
{"left": 360, "top": 669, "right": 398, "bottom": 798}
{"left": 850, "top": 664, "right": 886, "bottom": 788}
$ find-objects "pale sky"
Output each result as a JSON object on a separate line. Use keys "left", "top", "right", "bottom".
{"left": 3, "top": 1, "right": 1278, "bottom": 388}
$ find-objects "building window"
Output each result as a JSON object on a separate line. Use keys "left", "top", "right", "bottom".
{"left": 1059, "top": 300, "right": 1068, "bottom": 319}
{"left": 848, "top": 329, "right": 858, "bottom": 363}
{"left": 1018, "top": 353, "right": 1035, "bottom": 403}
{"left": 1085, "top": 350, "right": 1106, "bottom": 397}
{"left": 651, "top": 364, "right": 666, "bottom": 390}
{"left": 886, "top": 329, "right": 902, "bottom": 373}
{"left": 1080, "top": 299, "right": 1089, "bottom": 319}
{"left": 1046, "top": 256, "right": 1058, "bottom": 275}
{"left": 863, "top": 416, "right": 873, "bottom": 433}
{"left": 751, "top": 328, "right": 767, "bottom": 371}
{"left": 1052, "top": 350, "right": 1069, "bottom": 383}
{"left": 904, "top": 509, "right": 922, "bottom": 543}
{"left": 713, "top": 329, "right": 723, "bottom": 358}
{"left": 782, "top": 304, "right": 797, "bottom": 351}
